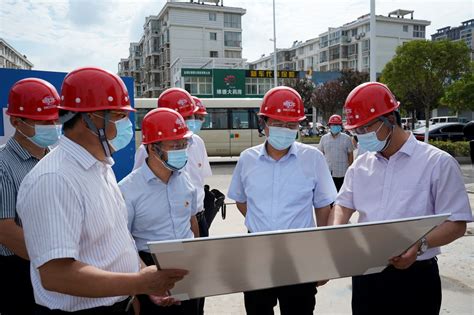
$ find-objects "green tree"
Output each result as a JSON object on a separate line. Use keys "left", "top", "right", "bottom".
{"left": 381, "top": 40, "right": 470, "bottom": 134}
{"left": 441, "top": 62, "right": 474, "bottom": 112}
{"left": 312, "top": 80, "right": 345, "bottom": 123}
{"left": 338, "top": 69, "right": 369, "bottom": 96}
{"left": 286, "top": 78, "right": 316, "bottom": 109}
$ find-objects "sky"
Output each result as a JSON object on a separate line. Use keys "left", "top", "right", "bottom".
{"left": 0, "top": 0, "right": 472, "bottom": 73}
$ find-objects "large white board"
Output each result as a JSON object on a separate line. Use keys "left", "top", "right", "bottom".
{"left": 148, "top": 214, "right": 448, "bottom": 300}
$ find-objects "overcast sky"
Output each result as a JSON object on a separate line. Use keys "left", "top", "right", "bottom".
{"left": 0, "top": 0, "right": 472, "bottom": 73}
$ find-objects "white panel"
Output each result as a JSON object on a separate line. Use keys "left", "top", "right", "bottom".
{"left": 149, "top": 214, "right": 448, "bottom": 300}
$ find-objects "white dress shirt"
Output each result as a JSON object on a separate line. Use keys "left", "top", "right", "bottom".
{"left": 17, "top": 137, "right": 140, "bottom": 311}
{"left": 119, "top": 161, "right": 197, "bottom": 252}
{"left": 228, "top": 141, "right": 337, "bottom": 233}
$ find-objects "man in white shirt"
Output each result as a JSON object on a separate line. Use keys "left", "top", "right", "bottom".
{"left": 329, "top": 82, "right": 472, "bottom": 315}
{"left": 133, "top": 89, "right": 212, "bottom": 239}
{"left": 16, "top": 67, "right": 187, "bottom": 314}
{"left": 228, "top": 86, "right": 337, "bottom": 315}
{"left": 319, "top": 114, "right": 353, "bottom": 191}
{"left": 120, "top": 107, "right": 199, "bottom": 315}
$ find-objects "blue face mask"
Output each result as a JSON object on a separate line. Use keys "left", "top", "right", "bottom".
{"left": 268, "top": 126, "right": 297, "bottom": 150}
{"left": 164, "top": 148, "right": 188, "bottom": 171}
{"left": 186, "top": 119, "right": 202, "bottom": 134}
{"left": 20, "top": 121, "right": 62, "bottom": 148}
{"left": 357, "top": 123, "right": 391, "bottom": 152}
{"left": 109, "top": 117, "right": 133, "bottom": 152}
{"left": 330, "top": 125, "right": 342, "bottom": 134}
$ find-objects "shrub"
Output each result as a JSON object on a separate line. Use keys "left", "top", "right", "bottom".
{"left": 429, "top": 140, "right": 470, "bottom": 157}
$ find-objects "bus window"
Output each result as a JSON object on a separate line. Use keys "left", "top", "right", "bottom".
{"left": 231, "top": 110, "right": 250, "bottom": 129}
{"left": 135, "top": 108, "right": 150, "bottom": 131}
{"left": 249, "top": 108, "right": 260, "bottom": 129}
{"left": 202, "top": 108, "right": 229, "bottom": 130}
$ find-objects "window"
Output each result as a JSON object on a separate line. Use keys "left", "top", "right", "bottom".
{"left": 349, "top": 59, "right": 357, "bottom": 70}
{"left": 210, "top": 32, "right": 217, "bottom": 40}
{"left": 441, "top": 125, "right": 464, "bottom": 133}
{"left": 245, "top": 78, "right": 273, "bottom": 95}
{"left": 309, "top": 44, "right": 314, "bottom": 51}
{"left": 348, "top": 44, "right": 357, "bottom": 55}
{"left": 135, "top": 108, "right": 151, "bottom": 131}
{"left": 319, "top": 51, "right": 328, "bottom": 63}
{"left": 403, "top": 25, "right": 408, "bottom": 32}
{"left": 330, "top": 62, "right": 339, "bottom": 71}
{"left": 224, "top": 13, "right": 241, "bottom": 28}
{"left": 202, "top": 109, "right": 228, "bottom": 129}
{"left": 232, "top": 110, "right": 249, "bottom": 129}
{"left": 413, "top": 25, "right": 426, "bottom": 38}
{"left": 224, "top": 32, "right": 241, "bottom": 47}
{"left": 210, "top": 51, "right": 218, "bottom": 57}
{"left": 184, "top": 77, "right": 212, "bottom": 95}
{"left": 362, "top": 40, "right": 370, "bottom": 52}
{"left": 225, "top": 50, "right": 242, "bottom": 58}
{"left": 209, "top": 12, "right": 216, "bottom": 21}
{"left": 362, "top": 56, "right": 369, "bottom": 67}
{"left": 351, "top": 28, "right": 358, "bottom": 37}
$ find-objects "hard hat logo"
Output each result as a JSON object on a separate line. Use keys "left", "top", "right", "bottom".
{"left": 42, "top": 96, "right": 58, "bottom": 108}
{"left": 175, "top": 118, "right": 185, "bottom": 128}
{"left": 177, "top": 99, "right": 188, "bottom": 106}
{"left": 283, "top": 100, "right": 295, "bottom": 109}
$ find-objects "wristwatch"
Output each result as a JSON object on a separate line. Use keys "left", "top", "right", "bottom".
{"left": 417, "top": 237, "right": 429, "bottom": 256}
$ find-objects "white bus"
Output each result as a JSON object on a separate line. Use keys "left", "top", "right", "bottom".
{"left": 134, "top": 98, "right": 265, "bottom": 156}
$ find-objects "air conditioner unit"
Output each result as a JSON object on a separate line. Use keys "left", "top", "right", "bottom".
{"left": 355, "top": 35, "right": 360, "bottom": 40}
{"left": 346, "top": 37, "right": 352, "bottom": 43}
{"left": 360, "top": 32, "right": 366, "bottom": 37}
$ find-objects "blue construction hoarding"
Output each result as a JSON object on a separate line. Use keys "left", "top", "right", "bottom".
{"left": 0, "top": 68, "right": 135, "bottom": 181}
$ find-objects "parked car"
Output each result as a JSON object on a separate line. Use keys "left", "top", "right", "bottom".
{"left": 429, "top": 116, "right": 468, "bottom": 125}
{"left": 412, "top": 123, "right": 467, "bottom": 141}
{"left": 415, "top": 120, "right": 426, "bottom": 129}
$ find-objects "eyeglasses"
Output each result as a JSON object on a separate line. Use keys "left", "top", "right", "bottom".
{"left": 156, "top": 139, "right": 190, "bottom": 151}
{"left": 353, "top": 120, "right": 382, "bottom": 135}
{"left": 266, "top": 120, "right": 300, "bottom": 130}
{"left": 93, "top": 111, "right": 128, "bottom": 122}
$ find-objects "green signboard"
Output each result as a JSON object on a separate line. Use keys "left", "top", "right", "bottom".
{"left": 213, "top": 69, "right": 246, "bottom": 97}
{"left": 181, "top": 68, "right": 212, "bottom": 77}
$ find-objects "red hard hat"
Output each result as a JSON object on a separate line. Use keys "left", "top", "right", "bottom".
{"left": 157, "top": 88, "right": 196, "bottom": 118}
{"left": 344, "top": 82, "right": 399, "bottom": 130}
{"left": 7, "top": 78, "right": 60, "bottom": 120}
{"left": 328, "top": 114, "right": 342, "bottom": 125}
{"left": 192, "top": 96, "right": 208, "bottom": 115}
{"left": 258, "top": 86, "right": 306, "bottom": 122}
{"left": 59, "top": 67, "right": 134, "bottom": 112}
{"left": 142, "top": 108, "right": 193, "bottom": 144}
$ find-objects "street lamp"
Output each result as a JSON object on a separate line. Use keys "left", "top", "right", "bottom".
{"left": 272, "top": 0, "right": 278, "bottom": 87}
{"left": 370, "top": 0, "right": 376, "bottom": 82}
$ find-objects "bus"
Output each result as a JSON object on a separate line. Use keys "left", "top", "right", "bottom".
{"left": 134, "top": 98, "right": 265, "bottom": 156}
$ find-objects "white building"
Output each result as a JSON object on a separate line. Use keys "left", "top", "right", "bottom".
{"left": 119, "top": 0, "right": 246, "bottom": 97}
{"left": 0, "top": 38, "right": 33, "bottom": 70}
{"left": 249, "top": 9, "right": 430, "bottom": 74}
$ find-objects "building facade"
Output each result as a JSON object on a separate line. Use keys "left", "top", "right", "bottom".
{"left": 249, "top": 9, "right": 430, "bottom": 75}
{"left": 431, "top": 19, "right": 474, "bottom": 60}
{"left": 118, "top": 0, "right": 246, "bottom": 98}
{"left": 0, "top": 38, "right": 33, "bottom": 70}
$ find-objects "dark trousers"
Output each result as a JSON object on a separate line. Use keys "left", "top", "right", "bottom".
{"left": 470, "top": 140, "right": 474, "bottom": 163}
{"left": 138, "top": 251, "right": 199, "bottom": 315}
{"left": 332, "top": 177, "right": 344, "bottom": 192}
{"left": 244, "top": 282, "right": 317, "bottom": 315}
{"left": 0, "top": 254, "right": 35, "bottom": 315}
{"left": 196, "top": 212, "right": 208, "bottom": 315}
{"left": 34, "top": 298, "right": 134, "bottom": 315}
{"left": 352, "top": 258, "right": 441, "bottom": 315}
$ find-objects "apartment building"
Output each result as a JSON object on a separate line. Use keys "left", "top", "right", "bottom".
{"left": 249, "top": 9, "right": 430, "bottom": 74}
{"left": 118, "top": 0, "right": 246, "bottom": 97}
{"left": 431, "top": 19, "right": 474, "bottom": 60}
{"left": 0, "top": 38, "right": 33, "bottom": 70}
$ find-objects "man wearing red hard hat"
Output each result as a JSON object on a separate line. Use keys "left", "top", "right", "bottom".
{"left": 16, "top": 67, "right": 187, "bottom": 314}
{"left": 120, "top": 107, "right": 199, "bottom": 315}
{"left": 319, "top": 114, "right": 354, "bottom": 191}
{"left": 329, "top": 82, "right": 472, "bottom": 315}
{"left": 228, "top": 86, "right": 337, "bottom": 315}
{"left": 0, "top": 78, "right": 61, "bottom": 314}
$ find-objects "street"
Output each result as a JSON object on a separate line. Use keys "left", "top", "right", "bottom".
{"left": 203, "top": 162, "right": 474, "bottom": 315}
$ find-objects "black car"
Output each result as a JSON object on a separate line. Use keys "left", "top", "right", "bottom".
{"left": 413, "top": 123, "right": 467, "bottom": 141}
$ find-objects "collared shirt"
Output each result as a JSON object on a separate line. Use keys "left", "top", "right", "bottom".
{"left": 0, "top": 138, "right": 40, "bottom": 256}
{"left": 336, "top": 134, "right": 473, "bottom": 260}
{"left": 133, "top": 134, "right": 212, "bottom": 212}
{"left": 16, "top": 137, "right": 140, "bottom": 311}
{"left": 319, "top": 132, "right": 353, "bottom": 178}
{"left": 228, "top": 141, "right": 337, "bottom": 233}
{"left": 119, "top": 161, "right": 197, "bottom": 252}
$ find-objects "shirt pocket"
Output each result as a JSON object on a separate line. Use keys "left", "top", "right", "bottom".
{"left": 391, "top": 184, "right": 429, "bottom": 219}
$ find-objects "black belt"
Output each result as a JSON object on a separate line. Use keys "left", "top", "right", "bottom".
{"left": 34, "top": 296, "right": 134, "bottom": 314}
